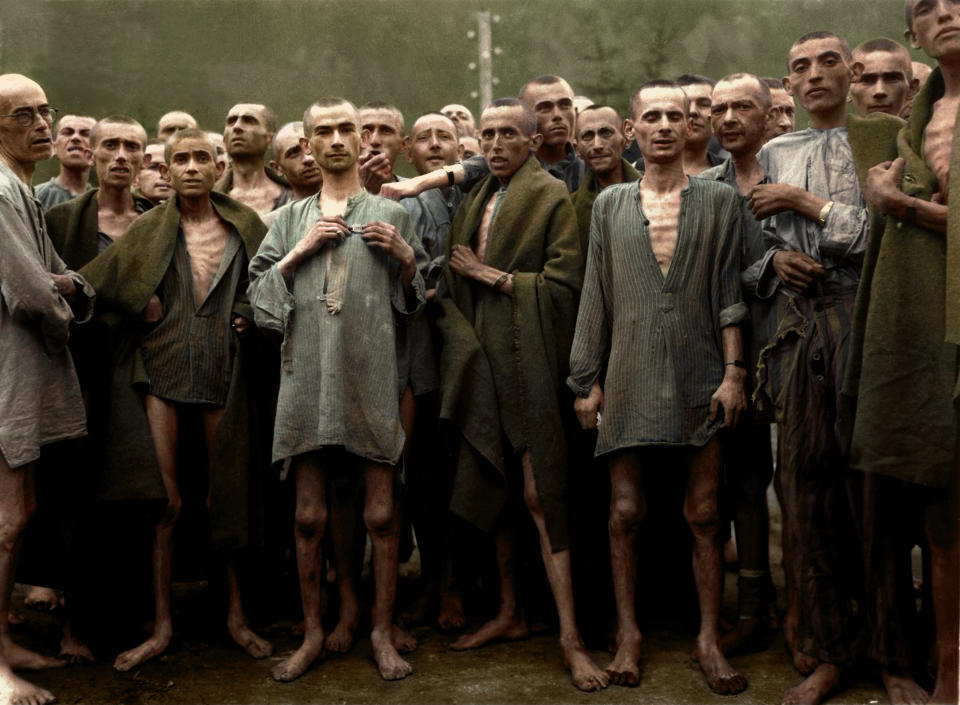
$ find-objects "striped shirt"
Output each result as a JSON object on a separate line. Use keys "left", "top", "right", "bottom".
{"left": 568, "top": 177, "right": 747, "bottom": 454}
{"left": 140, "top": 227, "right": 245, "bottom": 406}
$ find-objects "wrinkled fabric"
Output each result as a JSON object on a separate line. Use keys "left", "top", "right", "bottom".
{"left": 0, "top": 160, "right": 93, "bottom": 468}
{"left": 248, "top": 190, "right": 426, "bottom": 465}
{"left": 568, "top": 178, "right": 746, "bottom": 454}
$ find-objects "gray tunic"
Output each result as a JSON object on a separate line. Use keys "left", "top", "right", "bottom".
{"left": 35, "top": 177, "right": 91, "bottom": 212}
{"left": 141, "top": 228, "right": 245, "bottom": 406}
{"left": 0, "top": 161, "right": 94, "bottom": 468}
{"left": 248, "top": 190, "right": 426, "bottom": 464}
{"left": 567, "top": 178, "right": 747, "bottom": 454}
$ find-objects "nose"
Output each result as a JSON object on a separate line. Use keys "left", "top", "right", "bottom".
{"left": 302, "top": 149, "right": 315, "bottom": 165}
{"left": 331, "top": 129, "right": 344, "bottom": 146}
{"left": 871, "top": 79, "right": 887, "bottom": 97}
{"left": 428, "top": 133, "right": 441, "bottom": 149}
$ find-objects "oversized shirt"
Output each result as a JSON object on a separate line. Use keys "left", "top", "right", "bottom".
{"left": 248, "top": 190, "right": 426, "bottom": 465}
{"left": 756, "top": 127, "right": 869, "bottom": 297}
{"left": 35, "top": 177, "right": 92, "bottom": 212}
{"left": 461, "top": 144, "right": 586, "bottom": 193}
{"left": 0, "top": 160, "right": 94, "bottom": 468}
{"left": 567, "top": 177, "right": 746, "bottom": 454}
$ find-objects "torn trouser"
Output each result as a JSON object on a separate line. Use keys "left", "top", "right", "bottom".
{"left": 756, "top": 288, "right": 861, "bottom": 665}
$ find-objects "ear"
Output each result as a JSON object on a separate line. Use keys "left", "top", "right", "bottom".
{"left": 215, "top": 158, "right": 225, "bottom": 180}
{"left": 908, "top": 76, "right": 921, "bottom": 97}
{"left": 299, "top": 136, "right": 310, "bottom": 152}
{"left": 158, "top": 163, "right": 170, "bottom": 180}
{"left": 851, "top": 61, "right": 865, "bottom": 82}
{"left": 360, "top": 128, "right": 371, "bottom": 150}
{"left": 457, "top": 142, "right": 465, "bottom": 159}
{"left": 782, "top": 76, "right": 795, "bottom": 97}
{"left": 905, "top": 26, "right": 920, "bottom": 49}
{"left": 685, "top": 115, "right": 695, "bottom": 139}
{"left": 623, "top": 118, "right": 634, "bottom": 142}
{"left": 529, "top": 132, "right": 543, "bottom": 152}
{"left": 400, "top": 135, "right": 409, "bottom": 155}
{"left": 142, "top": 153, "right": 153, "bottom": 167}
{"left": 269, "top": 159, "right": 282, "bottom": 175}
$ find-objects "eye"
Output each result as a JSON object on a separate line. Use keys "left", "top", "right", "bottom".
{"left": 710, "top": 105, "right": 725, "bottom": 116}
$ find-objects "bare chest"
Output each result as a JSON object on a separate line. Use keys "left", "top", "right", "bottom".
{"left": 182, "top": 219, "right": 231, "bottom": 305}
{"left": 474, "top": 194, "right": 498, "bottom": 263}
{"left": 640, "top": 187, "right": 682, "bottom": 277}
{"left": 229, "top": 181, "right": 283, "bottom": 216}
{"left": 923, "top": 96, "right": 959, "bottom": 197}
{"left": 98, "top": 208, "right": 140, "bottom": 241}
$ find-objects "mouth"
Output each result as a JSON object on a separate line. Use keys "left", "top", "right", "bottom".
{"left": 33, "top": 137, "right": 52, "bottom": 146}
{"left": 489, "top": 157, "right": 508, "bottom": 166}
{"left": 936, "top": 26, "right": 960, "bottom": 39}
{"left": 806, "top": 87, "right": 828, "bottom": 98}
{"left": 866, "top": 103, "right": 891, "bottom": 112}
{"left": 327, "top": 152, "right": 348, "bottom": 159}
{"left": 110, "top": 167, "right": 130, "bottom": 175}
{"left": 652, "top": 139, "right": 674, "bottom": 147}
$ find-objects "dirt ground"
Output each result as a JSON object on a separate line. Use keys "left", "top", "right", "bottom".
{"left": 11, "top": 482, "right": 896, "bottom": 705}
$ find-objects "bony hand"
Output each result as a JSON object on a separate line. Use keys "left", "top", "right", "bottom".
{"left": 748, "top": 183, "right": 801, "bottom": 219}
{"left": 710, "top": 369, "right": 746, "bottom": 428}
{"left": 361, "top": 221, "right": 414, "bottom": 265}
{"left": 449, "top": 244, "right": 483, "bottom": 280}
{"left": 50, "top": 273, "right": 76, "bottom": 301}
{"left": 143, "top": 293, "right": 163, "bottom": 323}
{"left": 574, "top": 382, "right": 604, "bottom": 430}
{"left": 772, "top": 250, "right": 826, "bottom": 292}
{"left": 231, "top": 316, "right": 250, "bottom": 334}
{"left": 297, "top": 215, "right": 350, "bottom": 258}
{"left": 358, "top": 151, "right": 393, "bottom": 194}
{"left": 864, "top": 157, "right": 906, "bottom": 214}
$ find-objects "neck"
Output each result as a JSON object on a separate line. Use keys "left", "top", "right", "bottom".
{"left": 537, "top": 141, "right": 568, "bottom": 165}
{"left": 320, "top": 167, "right": 363, "bottom": 200}
{"left": 730, "top": 148, "right": 764, "bottom": 183}
{"left": 808, "top": 102, "right": 848, "bottom": 129}
{"left": 939, "top": 54, "right": 960, "bottom": 97}
{"left": 229, "top": 155, "right": 267, "bottom": 186}
{"left": 56, "top": 165, "right": 89, "bottom": 194}
{"left": 178, "top": 193, "right": 216, "bottom": 222}
{"left": 595, "top": 162, "right": 625, "bottom": 189}
{"left": 0, "top": 151, "right": 34, "bottom": 186}
{"left": 641, "top": 158, "right": 687, "bottom": 192}
{"left": 292, "top": 184, "right": 319, "bottom": 199}
{"left": 683, "top": 141, "right": 710, "bottom": 164}
{"left": 96, "top": 183, "right": 135, "bottom": 213}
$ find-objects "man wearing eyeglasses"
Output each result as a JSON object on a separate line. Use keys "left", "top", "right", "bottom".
{"left": 0, "top": 73, "right": 94, "bottom": 705}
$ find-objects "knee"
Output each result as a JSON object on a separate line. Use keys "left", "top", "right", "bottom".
{"left": 0, "top": 506, "right": 30, "bottom": 550}
{"left": 522, "top": 479, "right": 543, "bottom": 518}
{"left": 295, "top": 502, "right": 328, "bottom": 541}
{"left": 684, "top": 495, "right": 720, "bottom": 537}
{"left": 363, "top": 499, "right": 397, "bottom": 538}
{"left": 609, "top": 494, "right": 644, "bottom": 536}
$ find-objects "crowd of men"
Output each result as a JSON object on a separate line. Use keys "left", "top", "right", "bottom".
{"left": 0, "top": 1, "right": 957, "bottom": 704}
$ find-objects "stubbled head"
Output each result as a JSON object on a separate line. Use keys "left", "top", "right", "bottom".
{"left": 850, "top": 38, "right": 914, "bottom": 116}
{"left": 519, "top": 75, "right": 576, "bottom": 150}
{"left": 904, "top": 0, "right": 960, "bottom": 61}
{"left": 223, "top": 102, "right": 277, "bottom": 160}
{"left": 52, "top": 114, "right": 96, "bottom": 170}
{"left": 761, "top": 76, "right": 795, "bottom": 141}
{"left": 441, "top": 103, "right": 476, "bottom": 138}
{"left": 270, "top": 121, "right": 321, "bottom": 195}
{"left": 156, "top": 110, "right": 197, "bottom": 140}
{"left": 139, "top": 139, "right": 172, "bottom": 203}
{"left": 785, "top": 32, "right": 854, "bottom": 118}
{"left": 479, "top": 98, "right": 541, "bottom": 183}
{"left": 710, "top": 74, "right": 772, "bottom": 157}
{"left": 575, "top": 105, "right": 626, "bottom": 176}
{"left": 90, "top": 116, "right": 147, "bottom": 190}
{"left": 627, "top": 80, "right": 689, "bottom": 165}
{"left": 406, "top": 112, "right": 459, "bottom": 176}
{"left": 677, "top": 74, "right": 716, "bottom": 148}
{"left": 164, "top": 128, "right": 224, "bottom": 198}
{"left": 0, "top": 74, "right": 55, "bottom": 168}
{"left": 302, "top": 97, "right": 365, "bottom": 175}
{"left": 359, "top": 101, "right": 406, "bottom": 165}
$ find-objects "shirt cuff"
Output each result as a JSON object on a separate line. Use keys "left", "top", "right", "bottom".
{"left": 719, "top": 301, "right": 749, "bottom": 328}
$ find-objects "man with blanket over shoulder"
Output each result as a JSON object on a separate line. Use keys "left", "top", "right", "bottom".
{"left": 80, "top": 128, "right": 271, "bottom": 672}
{"left": 435, "top": 97, "right": 607, "bottom": 693}
{"left": 846, "top": 1, "right": 960, "bottom": 702}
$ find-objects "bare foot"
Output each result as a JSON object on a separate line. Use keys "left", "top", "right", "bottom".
{"left": 113, "top": 630, "right": 171, "bottom": 672}
{"left": 605, "top": 629, "right": 642, "bottom": 687}
{"left": 23, "top": 588, "right": 59, "bottom": 613}
{"left": 693, "top": 640, "right": 748, "bottom": 695}
{"left": 780, "top": 663, "right": 841, "bottom": 705}
{"left": 2, "top": 639, "right": 65, "bottom": 672}
{"left": 58, "top": 632, "right": 94, "bottom": 665}
{"left": 882, "top": 669, "right": 930, "bottom": 705}
{"left": 562, "top": 636, "right": 608, "bottom": 692}
{"left": 227, "top": 617, "right": 273, "bottom": 659}
{"left": 720, "top": 617, "right": 768, "bottom": 656}
{"left": 391, "top": 624, "right": 417, "bottom": 654}
{"left": 371, "top": 628, "right": 412, "bottom": 681}
{"left": 783, "top": 609, "right": 817, "bottom": 676}
{"left": 398, "top": 593, "right": 430, "bottom": 628}
{"left": 437, "top": 592, "right": 465, "bottom": 632}
{"left": 0, "top": 666, "right": 55, "bottom": 705}
{"left": 324, "top": 615, "right": 359, "bottom": 654}
{"left": 271, "top": 638, "right": 325, "bottom": 682}
{"left": 450, "top": 613, "right": 529, "bottom": 651}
